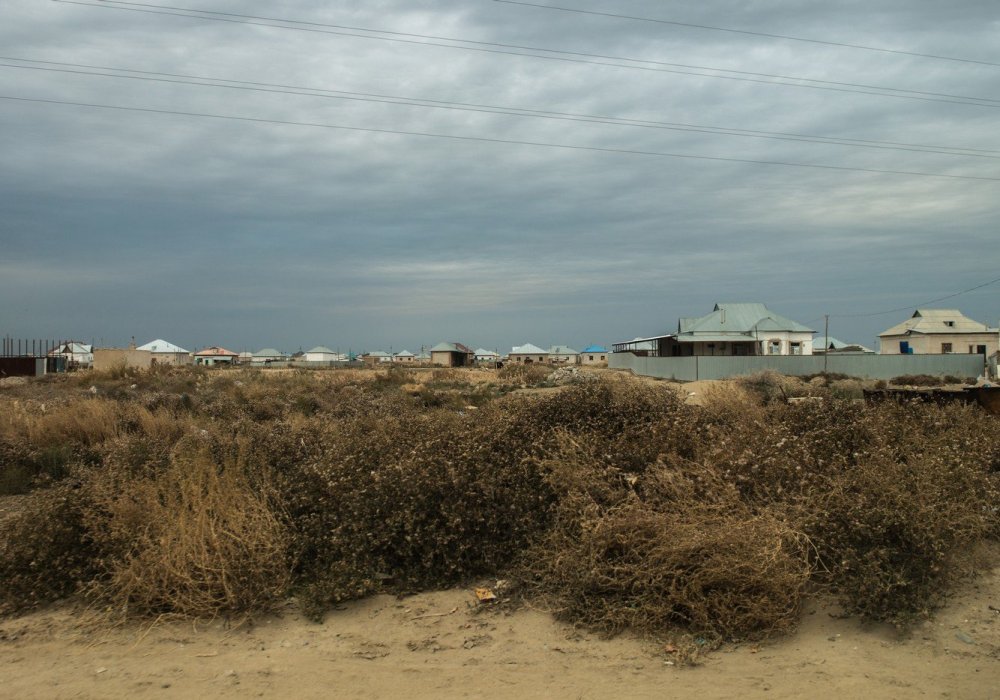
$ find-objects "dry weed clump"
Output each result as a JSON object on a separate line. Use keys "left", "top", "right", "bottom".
{"left": 85, "top": 435, "right": 291, "bottom": 618}
{"left": 0, "top": 368, "right": 996, "bottom": 642}
{"left": 517, "top": 431, "right": 810, "bottom": 640}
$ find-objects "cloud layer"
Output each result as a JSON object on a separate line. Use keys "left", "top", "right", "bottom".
{"left": 2, "top": 0, "right": 998, "bottom": 352}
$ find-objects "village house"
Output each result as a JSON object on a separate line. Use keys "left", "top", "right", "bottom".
{"left": 392, "top": 350, "right": 416, "bottom": 363}
{"left": 548, "top": 346, "right": 580, "bottom": 364}
{"left": 474, "top": 348, "right": 501, "bottom": 364}
{"left": 193, "top": 346, "right": 239, "bottom": 366}
{"left": 580, "top": 344, "right": 609, "bottom": 365}
{"left": 878, "top": 309, "right": 998, "bottom": 356}
{"left": 614, "top": 303, "right": 815, "bottom": 357}
{"left": 137, "top": 339, "right": 192, "bottom": 365}
{"left": 251, "top": 348, "right": 288, "bottom": 365}
{"left": 509, "top": 343, "right": 549, "bottom": 364}
{"left": 362, "top": 351, "right": 392, "bottom": 366}
{"left": 47, "top": 341, "right": 93, "bottom": 368}
{"left": 430, "top": 342, "right": 474, "bottom": 367}
{"left": 303, "top": 346, "right": 343, "bottom": 362}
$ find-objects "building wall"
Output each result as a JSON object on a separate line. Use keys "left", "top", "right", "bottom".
{"left": 549, "top": 353, "right": 580, "bottom": 364}
{"left": 580, "top": 353, "right": 608, "bottom": 365}
{"left": 431, "top": 351, "right": 471, "bottom": 367}
{"left": 150, "top": 352, "right": 192, "bottom": 366}
{"left": 879, "top": 332, "right": 998, "bottom": 356}
{"left": 93, "top": 348, "right": 154, "bottom": 371}
{"left": 610, "top": 352, "right": 986, "bottom": 381}
{"left": 509, "top": 353, "right": 548, "bottom": 364}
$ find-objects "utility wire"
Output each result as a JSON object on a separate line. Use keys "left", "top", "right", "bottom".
{"left": 4, "top": 57, "right": 999, "bottom": 160}
{"left": 830, "top": 275, "right": 1000, "bottom": 318}
{"left": 53, "top": 0, "right": 1000, "bottom": 109}
{"left": 3, "top": 93, "right": 999, "bottom": 181}
{"left": 492, "top": 0, "right": 1000, "bottom": 69}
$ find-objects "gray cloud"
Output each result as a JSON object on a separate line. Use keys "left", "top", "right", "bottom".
{"left": 1, "top": 0, "right": 997, "bottom": 352}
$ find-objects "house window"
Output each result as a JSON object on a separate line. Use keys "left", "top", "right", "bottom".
{"left": 589, "top": 355, "right": 594, "bottom": 361}
{"left": 767, "top": 340, "right": 781, "bottom": 355}
{"left": 945, "top": 321, "right": 955, "bottom": 327}
{"left": 941, "top": 343, "right": 952, "bottom": 353}
{"left": 790, "top": 342, "right": 802, "bottom": 355}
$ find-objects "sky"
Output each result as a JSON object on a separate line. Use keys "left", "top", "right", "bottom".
{"left": 1, "top": 0, "right": 998, "bottom": 354}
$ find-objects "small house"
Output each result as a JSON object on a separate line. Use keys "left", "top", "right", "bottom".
{"left": 430, "top": 342, "right": 474, "bottom": 367}
{"left": 548, "top": 345, "right": 580, "bottom": 364}
{"left": 878, "top": 309, "right": 998, "bottom": 355}
{"left": 580, "top": 345, "right": 608, "bottom": 365}
{"left": 509, "top": 343, "right": 549, "bottom": 364}
{"left": 194, "top": 346, "right": 239, "bottom": 365}
{"left": 137, "top": 339, "right": 192, "bottom": 365}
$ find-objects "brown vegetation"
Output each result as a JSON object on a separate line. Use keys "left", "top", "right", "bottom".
{"left": 0, "top": 367, "right": 997, "bottom": 646}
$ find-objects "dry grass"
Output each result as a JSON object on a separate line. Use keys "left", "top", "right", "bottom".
{"left": 0, "top": 367, "right": 996, "bottom": 643}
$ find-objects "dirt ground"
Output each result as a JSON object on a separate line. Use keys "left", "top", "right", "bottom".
{"left": 3, "top": 553, "right": 997, "bottom": 700}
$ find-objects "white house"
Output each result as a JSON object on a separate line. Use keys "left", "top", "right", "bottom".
{"left": 474, "top": 348, "right": 500, "bottom": 363}
{"left": 392, "top": 350, "right": 416, "bottom": 363}
{"left": 304, "top": 346, "right": 342, "bottom": 362}
{"left": 137, "top": 338, "right": 192, "bottom": 365}
{"left": 615, "top": 303, "right": 815, "bottom": 357}
{"left": 48, "top": 341, "right": 93, "bottom": 368}
{"left": 878, "top": 309, "right": 998, "bottom": 356}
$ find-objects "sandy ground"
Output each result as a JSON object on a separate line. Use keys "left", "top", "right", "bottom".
{"left": 2, "top": 557, "right": 997, "bottom": 700}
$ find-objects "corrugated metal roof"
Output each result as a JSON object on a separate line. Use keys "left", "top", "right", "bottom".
{"left": 431, "top": 342, "right": 473, "bottom": 354}
{"left": 394, "top": 350, "right": 415, "bottom": 357}
{"left": 675, "top": 334, "right": 761, "bottom": 343}
{"left": 511, "top": 343, "right": 548, "bottom": 354}
{"left": 581, "top": 345, "right": 608, "bottom": 353}
{"left": 195, "top": 346, "right": 238, "bottom": 356}
{"left": 678, "top": 303, "right": 813, "bottom": 335}
{"left": 306, "top": 346, "right": 336, "bottom": 354}
{"left": 474, "top": 348, "right": 499, "bottom": 356}
{"left": 879, "top": 309, "right": 995, "bottom": 337}
{"left": 137, "top": 339, "right": 189, "bottom": 354}
{"left": 253, "top": 348, "right": 285, "bottom": 357}
{"left": 548, "top": 345, "right": 579, "bottom": 355}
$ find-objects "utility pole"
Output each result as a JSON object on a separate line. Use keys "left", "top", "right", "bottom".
{"left": 824, "top": 314, "right": 830, "bottom": 375}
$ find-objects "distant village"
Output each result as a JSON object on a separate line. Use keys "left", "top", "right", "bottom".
{"left": 3, "top": 302, "right": 997, "bottom": 379}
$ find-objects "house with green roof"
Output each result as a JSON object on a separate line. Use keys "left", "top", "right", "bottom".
{"left": 615, "top": 303, "right": 815, "bottom": 357}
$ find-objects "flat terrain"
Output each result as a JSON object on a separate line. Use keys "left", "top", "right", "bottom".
{"left": 2, "top": 554, "right": 997, "bottom": 700}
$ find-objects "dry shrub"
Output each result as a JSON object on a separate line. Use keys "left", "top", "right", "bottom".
{"left": 497, "top": 362, "right": 550, "bottom": 386}
{"left": 517, "top": 431, "right": 810, "bottom": 640}
{"left": 0, "top": 484, "right": 98, "bottom": 615}
{"left": 735, "top": 370, "right": 811, "bottom": 403}
{"left": 85, "top": 435, "right": 291, "bottom": 617}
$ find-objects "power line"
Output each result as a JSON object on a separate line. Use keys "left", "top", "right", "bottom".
{"left": 3, "top": 93, "right": 999, "bottom": 181}
{"left": 492, "top": 0, "right": 1000, "bottom": 69}
{"left": 830, "top": 275, "right": 1000, "bottom": 318}
{"left": 53, "top": 0, "right": 1000, "bottom": 109}
{"left": 5, "top": 56, "right": 999, "bottom": 160}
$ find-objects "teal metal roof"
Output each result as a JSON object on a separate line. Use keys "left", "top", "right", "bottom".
{"left": 678, "top": 303, "right": 814, "bottom": 335}
{"left": 306, "top": 346, "right": 335, "bottom": 354}
{"left": 581, "top": 345, "right": 608, "bottom": 353}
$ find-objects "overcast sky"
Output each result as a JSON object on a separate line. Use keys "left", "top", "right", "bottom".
{"left": 2, "top": 0, "right": 998, "bottom": 353}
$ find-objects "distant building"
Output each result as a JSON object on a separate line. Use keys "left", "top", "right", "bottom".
{"left": 304, "top": 346, "right": 342, "bottom": 362}
{"left": 392, "top": 350, "right": 416, "bottom": 363}
{"left": 430, "top": 342, "right": 474, "bottom": 367}
{"left": 509, "top": 343, "right": 549, "bottom": 364}
{"left": 362, "top": 351, "right": 392, "bottom": 366}
{"left": 194, "top": 346, "right": 239, "bottom": 366}
{"left": 548, "top": 345, "right": 580, "bottom": 364}
{"left": 474, "top": 348, "right": 500, "bottom": 364}
{"left": 878, "top": 309, "right": 998, "bottom": 356}
{"left": 615, "top": 303, "right": 815, "bottom": 357}
{"left": 812, "top": 337, "right": 873, "bottom": 354}
{"left": 580, "top": 345, "right": 609, "bottom": 365}
{"left": 137, "top": 339, "right": 192, "bottom": 365}
{"left": 48, "top": 341, "right": 93, "bottom": 368}
{"left": 251, "top": 348, "right": 288, "bottom": 365}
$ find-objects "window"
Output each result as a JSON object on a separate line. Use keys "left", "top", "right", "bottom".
{"left": 790, "top": 342, "right": 802, "bottom": 355}
{"left": 767, "top": 340, "right": 781, "bottom": 355}
{"left": 945, "top": 320, "right": 955, "bottom": 327}
{"left": 941, "top": 343, "right": 952, "bottom": 353}
{"left": 588, "top": 355, "right": 594, "bottom": 361}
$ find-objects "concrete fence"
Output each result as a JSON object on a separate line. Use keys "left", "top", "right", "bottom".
{"left": 609, "top": 352, "right": 987, "bottom": 382}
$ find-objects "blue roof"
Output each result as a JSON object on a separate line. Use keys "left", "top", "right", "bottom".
{"left": 581, "top": 345, "right": 607, "bottom": 353}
